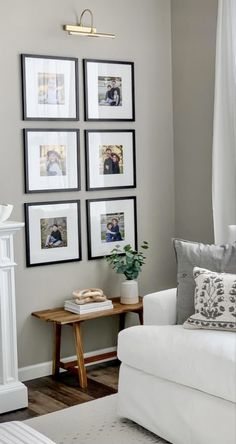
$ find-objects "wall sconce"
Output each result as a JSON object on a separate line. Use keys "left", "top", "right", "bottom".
{"left": 63, "top": 9, "right": 115, "bottom": 39}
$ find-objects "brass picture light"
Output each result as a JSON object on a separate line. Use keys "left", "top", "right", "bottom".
{"left": 63, "top": 9, "right": 115, "bottom": 39}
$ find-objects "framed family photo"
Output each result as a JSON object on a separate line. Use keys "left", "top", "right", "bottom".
{"left": 86, "top": 196, "right": 137, "bottom": 260}
{"left": 83, "top": 59, "right": 135, "bottom": 121}
{"left": 25, "top": 200, "right": 81, "bottom": 266}
{"left": 24, "top": 129, "right": 80, "bottom": 193}
{"left": 85, "top": 130, "right": 136, "bottom": 190}
{"left": 21, "top": 54, "right": 79, "bottom": 120}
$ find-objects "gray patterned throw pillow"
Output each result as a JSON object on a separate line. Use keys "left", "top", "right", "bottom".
{"left": 184, "top": 267, "right": 236, "bottom": 332}
{"left": 173, "top": 239, "right": 236, "bottom": 324}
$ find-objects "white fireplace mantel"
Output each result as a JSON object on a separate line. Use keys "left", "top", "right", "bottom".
{"left": 0, "top": 221, "right": 28, "bottom": 413}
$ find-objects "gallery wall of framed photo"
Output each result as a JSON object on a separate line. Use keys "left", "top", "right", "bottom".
{"left": 21, "top": 53, "right": 137, "bottom": 266}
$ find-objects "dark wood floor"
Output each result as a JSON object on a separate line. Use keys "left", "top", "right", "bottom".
{"left": 0, "top": 361, "right": 120, "bottom": 423}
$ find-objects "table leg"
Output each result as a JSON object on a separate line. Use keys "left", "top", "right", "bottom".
{"left": 138, "top": 310, "right": 143, "bottom": 325}
{"left": 73, "top": 323, "right": 87, "bottom": 389}
{"left": 119, "top": 313, "right": 126, "bottom": 331}
{"left": 52, "top": 323, "right": 61, "bottom": 378}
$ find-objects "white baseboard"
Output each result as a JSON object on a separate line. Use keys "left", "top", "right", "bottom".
{"left": 18, "top": 346, "right": 117, "bottom": 382}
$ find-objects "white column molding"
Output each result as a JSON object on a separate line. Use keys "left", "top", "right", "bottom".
{"left": 0, "top": 221, "right": 28, "bottom": 413}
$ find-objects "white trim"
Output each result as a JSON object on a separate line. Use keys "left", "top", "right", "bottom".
{"left": 0, "top": 223, "right": 28, "bottom": 413}
{"left": 18, "top": 346, "right": 117, "bottom": 382}
{"left": 0, "top": 382, "right": 28, "bottom": 414}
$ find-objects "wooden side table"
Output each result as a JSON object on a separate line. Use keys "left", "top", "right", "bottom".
{"left": 32, "top": 297, "right": 143, "bottom": 389}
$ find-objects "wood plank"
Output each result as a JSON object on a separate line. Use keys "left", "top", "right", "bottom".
{"left": 28, "top": 390, "right": 67, "bottom": 415}
{"left": 60, "top": 360, "right": 78, "bottom": 369}
{"left": 88, "top": 364, "right": 120, "bottom": 390}
{"left": 73, "top": 323, "right": 87, "bottom": 388}
{"left": 34, "top": 382, "right": 93, "bottom": 406}
{"left": 32, "top": 307, "right": 65, "bottom": 320}
{"left": 60, "top": 352, "right": 118, "bottom": 371}
{"left": 0, "top": 408, "right": 37, "bottom": 423}
{"left": 84, "top": 376, "right": 117, "bottom": 398}
{"left": 0, "top": 362, "right": 120, "bottom": 423}
{"left": 84, "top": 351, "right": 117, "bottom": 364}
{"left": 52, "top": 323, "right": 61, "bottom": 377}
{"left": 57, "top": 372, "right": 117, "bottom": 398}
{"left": 32, "top": 298, "right": 143, "bottom": 325}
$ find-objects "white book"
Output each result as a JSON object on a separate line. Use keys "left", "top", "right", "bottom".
{"left": 64, "top": 301, "right": 113, "bottom": 310}
{"left": 64, "top": 299, "right": 113, "bottom": 311}
{"left": 64, "top": 304, "right": 113, "bottom": 315}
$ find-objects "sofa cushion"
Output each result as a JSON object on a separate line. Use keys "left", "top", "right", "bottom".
{"left": 173, "top": 238, "right": 236, "bottom": 324}
{"left": 184, "top": 267, "right": 236, "bottom": 332}
{"left": 117, "top": 325, "right": 236, "bottom": 402}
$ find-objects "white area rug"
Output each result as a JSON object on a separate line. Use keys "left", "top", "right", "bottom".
{"left": 25, "top": 394, "right": 168, "bottom": 444}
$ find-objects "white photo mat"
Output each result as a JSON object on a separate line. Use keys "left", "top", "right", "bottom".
{"left": 22, "top": 55, "right": 78, "bottom": 119}
{"left": 87, "top": 197, "right": 137, "bottom": 259}
{"left": 25, "top": 202, "right": 81, "bottom": 266}
{"left": 25, "top": 130, "right": 79, "bottom": 192}
{"left": 86, "top": 131, "right": 135, "bottom": 189}
{"left": 84, "top": 60, "right": 134, "bottom": 120}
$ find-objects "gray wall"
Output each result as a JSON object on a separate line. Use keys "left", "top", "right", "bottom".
{"left": 0, "top": 0, "right": 175, "bottom": 368}
{"left": 171, "top": 0, "right": 218, "bottom": 243}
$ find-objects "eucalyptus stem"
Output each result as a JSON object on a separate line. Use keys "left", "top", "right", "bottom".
{"left": 106, "top": 241, "right": 149, "bottom": 280}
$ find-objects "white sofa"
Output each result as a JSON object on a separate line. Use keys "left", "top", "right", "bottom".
{"left": 117, "top": 289, "right": 236, "bottom": 444}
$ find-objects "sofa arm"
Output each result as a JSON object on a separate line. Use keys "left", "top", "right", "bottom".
{"left": 143, "top": 288, "right": 177, "bottom": 325}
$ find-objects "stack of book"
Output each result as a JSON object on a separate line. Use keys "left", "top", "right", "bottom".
{"left": 64, "top": 298, "right": 113, "bottom": 315}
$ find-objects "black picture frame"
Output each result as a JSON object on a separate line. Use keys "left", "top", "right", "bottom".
{"left": 23, "top": 128, "right": 81, "bottom": 194}
{"left": 24, "top": 200, "right": 82, "bottom": 267}
{"left": 86, "top": 196, "right": 137, "bottom": 260}
{"left": 21, "top": 54, "right": 79, "bottom": 121}
{"left": 85, "top": 129, "right": 136, "bottom": 191}
{"left": 83, "top": 59, "right": 135, "bottom": 121}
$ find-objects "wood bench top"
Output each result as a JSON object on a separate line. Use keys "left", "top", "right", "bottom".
{"left": 32, "top": 297, "right": 143, "bottom": 325}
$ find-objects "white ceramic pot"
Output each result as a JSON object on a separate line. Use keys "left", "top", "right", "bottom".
{"left": 0, "top": 204, "right": 13, "bottom": 223}
{"left": 120, "top": 279, "right": 139, "bottom": 304}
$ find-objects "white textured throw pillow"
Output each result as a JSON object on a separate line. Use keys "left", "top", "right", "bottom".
{"left": 184, "top": 267, "right": 236, "bottom": 332}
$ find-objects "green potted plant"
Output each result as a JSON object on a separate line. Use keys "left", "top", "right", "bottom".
{"left": 106, "top": 241, "right": 149, "bottom": 304}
